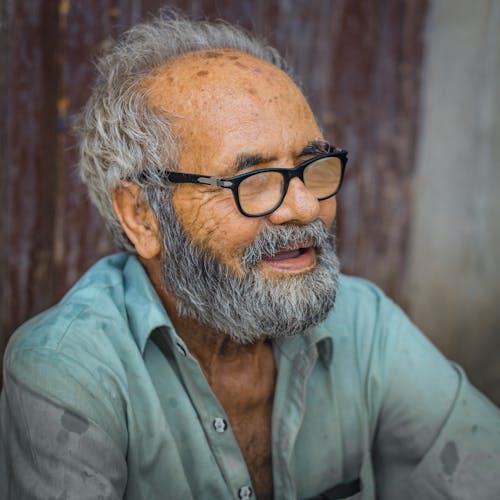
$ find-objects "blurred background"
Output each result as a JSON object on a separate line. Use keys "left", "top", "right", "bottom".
{"left": 0, "top": 0, "right": 499, "bottom": 404}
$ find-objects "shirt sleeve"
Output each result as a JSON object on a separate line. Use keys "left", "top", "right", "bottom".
{"left": 372, "top": 300, "right": 500, "bottom": 499}
{"left": 0, "top": 352, "right": 128, "bottom": 500}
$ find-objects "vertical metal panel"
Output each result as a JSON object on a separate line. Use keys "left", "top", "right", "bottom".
{"left": 321, "top": 0, "right": 426, "bottom": 304}
{"left": 2, "top": 0, "right": 61, "bottom": 383}
{"left": 0, "top": 0, "right": 142, "bottom": 383}
{"left": 1, "top": 1, "right": 427, "bottom": 388}
{"left": 0, "top": 0, "right": 10, "bottom": 379}
{"left": 53, "top": 0, "right": 128, "bottom": 292}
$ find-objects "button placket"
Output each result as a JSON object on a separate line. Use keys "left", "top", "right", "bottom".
{"left": 273, "top": 344, "right": 319, "bottom": 499}
{"left": 170, "top": 336, "right": 255, "bottom": 497}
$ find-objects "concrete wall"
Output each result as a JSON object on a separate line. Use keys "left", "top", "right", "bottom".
{"left": 407, "top": 0, "right": 500, "bottom": 402}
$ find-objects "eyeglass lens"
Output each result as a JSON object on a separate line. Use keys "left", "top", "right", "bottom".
{"left": 237, "top": 156, "right": 342, "bottom": 216}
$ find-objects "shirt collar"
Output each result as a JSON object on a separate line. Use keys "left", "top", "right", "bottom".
{"left": 123, "top": 254, "right": 174, "bottom": 355}
{"left": 273, "top": 321, "right": 334, "bottom": 367}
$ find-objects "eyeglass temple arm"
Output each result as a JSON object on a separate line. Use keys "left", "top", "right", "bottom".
{"left": 148, "top": 170, "right": 233, "bottom": 188}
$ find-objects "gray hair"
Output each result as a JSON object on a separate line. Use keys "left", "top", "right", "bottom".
{"left": 76, "top": 9, "right": 292, "bottom": 251}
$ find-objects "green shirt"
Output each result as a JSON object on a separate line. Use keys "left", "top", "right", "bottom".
{"left": 1, "top": 253, "right": 499, "bottom": 499}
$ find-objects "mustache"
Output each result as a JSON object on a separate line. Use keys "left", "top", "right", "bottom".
{"left": 242, "top": 219, "right": 333, "bottom": 269}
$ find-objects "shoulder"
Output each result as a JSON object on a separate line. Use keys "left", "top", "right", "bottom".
{"left": 2, "top": 254, "right": 138, "bottom": 447}
{"left": 318, "top": 275, "right": 421, "bottom": 414}
{"left": 6, "top": 253, "right": 131, "bottom": 355}
{"left": 3, "top": 253, "right": 137, "bottom": 404}
{"left": 317, "top": 274, "right": 408, "bottom": 365}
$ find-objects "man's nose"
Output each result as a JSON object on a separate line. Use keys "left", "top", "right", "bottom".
{"left": 267, "top": 177, "right": 321, "bottom": 225}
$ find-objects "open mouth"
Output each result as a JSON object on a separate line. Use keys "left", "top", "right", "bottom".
{"left": 263, "top": 247, "right": 310, "bottom": 261}
{"left": 261, "top": 246, "right": 316, "bottom": 272}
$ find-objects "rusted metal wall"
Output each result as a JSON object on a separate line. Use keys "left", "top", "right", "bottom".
{"left": 1, "top": 1, "right": 428, "bottom": 385}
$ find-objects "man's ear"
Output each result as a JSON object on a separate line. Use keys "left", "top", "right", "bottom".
{"left": 112, "top": 181, "right": 162, "bottom": 259}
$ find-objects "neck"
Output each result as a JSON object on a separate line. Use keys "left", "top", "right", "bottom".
{"left": 165, "top": 310, "right": 271, "bottom": 380}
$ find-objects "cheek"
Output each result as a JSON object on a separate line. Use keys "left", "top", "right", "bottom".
{"left": 319, "top": 197, "right": 337, "bottom": 229}
{"left": 172, "top": 185, "right": 262, "bottom": 265}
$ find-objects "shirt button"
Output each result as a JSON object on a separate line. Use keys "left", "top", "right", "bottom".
{"left": 238, "top": 486, "right": 253, "bottom": 499}
{"left": 213, "top": 417, "right": 228, "bottom": 433}
{"left": 175, "top": 342, "right": 187, "bottom": 357}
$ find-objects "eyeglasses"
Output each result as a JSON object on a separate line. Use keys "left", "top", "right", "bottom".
{"left": 141, "top": 148, "right": 348, "bottom": 217}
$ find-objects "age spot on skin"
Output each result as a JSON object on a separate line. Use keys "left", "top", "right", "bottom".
{"left": 247, "top": 88, "right": 257, "bottom": 96}
{"left": 197, "top": 70, "right": 209, "bottom": 77}
{"left": 235, "top": 61, "right": 248, "bottom": 70}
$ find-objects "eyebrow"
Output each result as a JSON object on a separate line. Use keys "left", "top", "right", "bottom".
{"left": 299, "top": 140, "right": 333, "bottom": 156}
{"left": 233, "top": 153, "right": 277, "bottom": 173}
{"left": 231, "top": 140, "right": 333, "bottom": 174}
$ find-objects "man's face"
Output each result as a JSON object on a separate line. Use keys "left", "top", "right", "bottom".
{"left": 145, "top": 49, "right": 340, "bottom": 341}
{"left": 146, "top": 49, "right": 337, "bottom": 276}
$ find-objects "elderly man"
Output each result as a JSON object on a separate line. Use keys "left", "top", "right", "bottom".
{"left": 1, "top": 11, "right": 499, "bottom": 500}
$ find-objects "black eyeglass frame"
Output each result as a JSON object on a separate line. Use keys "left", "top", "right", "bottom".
{"left": 139, "top": 149, "right": 348, "bottom": 217}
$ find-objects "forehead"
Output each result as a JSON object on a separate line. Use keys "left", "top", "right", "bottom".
{"left": 144, "top": 49, "right": 320, "bottom": 173}
{"left": 145, "top": 48, "right": 300, "bottom": 105}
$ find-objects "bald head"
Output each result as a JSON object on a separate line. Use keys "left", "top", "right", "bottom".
{"left": 144, "top": 49, "right": 321, "bottom": 176}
